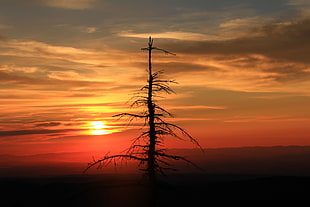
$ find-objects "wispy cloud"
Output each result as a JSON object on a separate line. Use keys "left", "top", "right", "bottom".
{"left": 287, "top": 0, "right": 310, "bottom": 6}
{"left": 163, "top": 18, "right": 310, "bottom": 62}
{"left": 34, "top": 0, "right": 97, "bottom": 10}
{"left": 0, "top": 70, "right": 113, "bottom": 90}
{"left": 0, "top": 24, "right": 12, "bottom": 30}
{"left": 54, "top": 24, "right": 98, "bottom": 34}
{"left": 35, "top": 122, "right": 62, "bottom": 127}
{"left": 219, "top": 16, "right": 276, "bottom": 37}
{"left": 0, "top": 39, "right": 143, "bottom": 74}
{"left": 47, "top": 71, "right": 88, "bottom": 81}
{"left": 0, "top": 34, "right": 6, "bottom": 41}
{"left": 131, "top": 61, "right": 220, "bottom": 75}
{"left": 0, "top": 129, "right": 74, "bottom": 137}
{"left": 224, "top": 116, "right": 310, "bottom": 123}
{"left": 151, "top": 17, "right": 310, "bottom": 94}
{"left": 287, "top": 0, "right": 310, "bottom": 18}
{"left": 3, "top": 40, "right": 96, "bottom": 64}
{"left": 168, "top": 105, "right": 227, "bottom": 110}
{"left": 0, "top": 65, "right": 38, "bottom": 73}
{"left": 85, "top": 27, "right": 97, "bottom": 33}
{"left": 119, "top": 31, "right": 229, "bottom": 41}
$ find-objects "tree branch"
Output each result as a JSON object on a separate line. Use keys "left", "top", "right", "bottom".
{"left": 84, "top": 154, "right": 147, "bottom": 173}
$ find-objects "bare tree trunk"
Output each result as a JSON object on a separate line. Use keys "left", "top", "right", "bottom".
{"left": 147, "top": 38, "right": 157, "bottom": 185}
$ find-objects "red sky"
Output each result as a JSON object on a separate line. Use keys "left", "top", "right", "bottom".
{"left": 0, "top": 0, "right": 310, "bottom": 158}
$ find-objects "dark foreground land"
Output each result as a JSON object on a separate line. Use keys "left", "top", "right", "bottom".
{"left": 1, "top": 173, "right": 309, "bottom": 207}
{"left": 1, "top": 146, "right": 309, "bottom": 206}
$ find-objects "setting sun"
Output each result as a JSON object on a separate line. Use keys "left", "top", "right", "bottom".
{"left": 88, "top": 121, "right": 110, "bottom": 135}
{"left": 90, "top": 121, "right": 106, "bottom": 130}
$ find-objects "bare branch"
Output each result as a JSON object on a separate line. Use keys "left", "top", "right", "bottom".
{"left": 154, "top": 104, "right": 174, "bottom": 117}
{"left": 113, "top": 113, "right": 147, "bottom": 119}
{"left": 152, "top": 47, "right": 176, "bottom": 56}
{"left": 84, "top": 154, "right": 147, "bottom": 173}
{"left": 155, "top": 122, "right": 203, "bottom": 150}
{"left": 155, "top": 152, "right": 204, "bottom": 171}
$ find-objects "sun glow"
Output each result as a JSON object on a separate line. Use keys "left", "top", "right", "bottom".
{"left": 88, "top": 121, "right": 111, "bottom": 135}
{"left": 91, "top": 121, "right": 106, "bottom": 130}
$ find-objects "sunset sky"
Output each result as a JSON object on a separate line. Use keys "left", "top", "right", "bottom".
{"left": 0, "top": 0, "right": 310, "bottom": 157}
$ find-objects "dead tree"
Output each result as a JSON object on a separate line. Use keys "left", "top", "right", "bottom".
{"left": 84, "top": 37, "right": 202, "bottom": 184}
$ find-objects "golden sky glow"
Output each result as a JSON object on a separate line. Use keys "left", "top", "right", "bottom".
{"left": 0, "top": 0, "right": 310, "bottom": 156}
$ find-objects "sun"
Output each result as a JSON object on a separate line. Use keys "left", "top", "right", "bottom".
{"left": 90, "top": 121, "right": 105, "bottom": 130}
{"left": 85, "top": 120, "right": 119, "bottom": 136}
{"left": 88, "top": 121, "right": 110, "bottom": 135}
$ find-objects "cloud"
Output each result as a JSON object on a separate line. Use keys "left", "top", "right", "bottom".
{"left": 132, "top": 61, "right": 219, "bottom": 75}
{"left": 263, "top": 62, "right": 310, "bottom": 83}
{"left": 219, "top": 16, "right": 274, "bottom": 30}
{"left": 31, "top": 102, "right": 124, "bottom": 108}
{"left": 224, "top": 116, "right": 310, "bottom": 123}
{"left": 85, "top": 27, "right": 97, "bottom": 33}
{"left": 3, "top": 40, "right": 96, "bottom": 63}
{"left": 163, "top": 18, "right": 310, "bottom": 63}
{"left": 0, "top": 24, "right": 12, "bottom": 30}
{"left": 0, "top": 39, "right": 136, "bottom": 70}
{"left": 288, "top": 0, "right": 310, "bottom": 6}
{"left": 0, "top": 70, "right": 113, "bottom": 90}
{"left": 35, "top": 122, "right": 62, "bottom": 127}
{"left": 119, "top": 31, "right": 228, "bottom": 41}
{"left": 168, "top": 105, "right": 227, "bottom": 110}
{"left": 0, "top": 65, "right": 38, "bottom": 73}
{"left": 0, "top": 34, "right": 6, "bottom": 41}
{"left": 33, "top": 0, "right": 97, "bottom": 10}
{"left": 162, "top": 62, "right": 220, "bottom": 74}
{"left": 55, "top": 24, "right": 98, "bottom": 34}
{"left": 47, "top": 71, "right": 87, "bottom": 81}
{"left": 287, "top": 0, "right": 310, "bottom": 18}
{"left": 0, "top": 38, "right": 155, "bottom": 94}
{"left": 0, "top": 70, "right": 41, "bottom": 84}
{"left": 0, "top": 129, "right": 73, "bottom": 137}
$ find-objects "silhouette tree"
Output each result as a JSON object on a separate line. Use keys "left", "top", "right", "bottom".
{"left": 84, "top": 37, "right": 202, "bottom": 184}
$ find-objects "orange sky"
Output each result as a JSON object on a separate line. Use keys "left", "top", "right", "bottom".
{"left": 0, "top": 0, "right": 310, "bottom": 157}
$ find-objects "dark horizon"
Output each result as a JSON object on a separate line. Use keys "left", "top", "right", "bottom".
{"left": 1, "top": 145, "right": 309, "bottom": 178}
{"left": 2, "top": 145, "right": 309, "bottom": 207}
